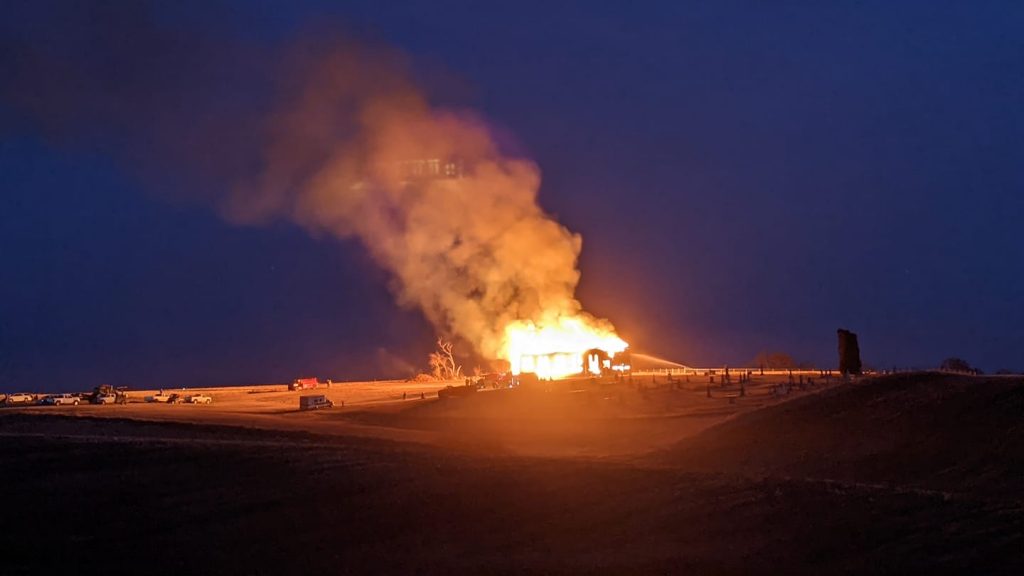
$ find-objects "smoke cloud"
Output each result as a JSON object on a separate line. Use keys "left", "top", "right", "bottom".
{"left": 2, "top": 9, "right": 616, "bottom": 361}
{"left": 229, "top": 42, "right": 613, "bottom": 359}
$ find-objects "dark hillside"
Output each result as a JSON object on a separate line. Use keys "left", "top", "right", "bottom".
{"left": 656, "top": 373, "right": 1024, "bottom": 497}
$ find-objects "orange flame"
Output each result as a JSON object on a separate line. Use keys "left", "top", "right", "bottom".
{"left": 503, "top": 316, "right": 628, "bottom": 379}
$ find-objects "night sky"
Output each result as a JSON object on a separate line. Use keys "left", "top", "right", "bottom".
{"left": 2, "top": 1, "right": 1022, "bottom": 390}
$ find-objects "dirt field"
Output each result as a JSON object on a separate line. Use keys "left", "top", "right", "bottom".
{"left": 5, "top": 374, "right": 826, "bottom": 457}
{"left": 2, "top": 373, "right": 1021, "bottom": 574}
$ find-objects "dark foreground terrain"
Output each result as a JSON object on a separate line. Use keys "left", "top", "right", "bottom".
{"left": 2, "top": 373, "right": 1022, "bottom": 574}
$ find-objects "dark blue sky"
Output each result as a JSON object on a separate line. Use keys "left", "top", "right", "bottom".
{"left": 2, "top": 1, "right": 1023, "bottom": 389}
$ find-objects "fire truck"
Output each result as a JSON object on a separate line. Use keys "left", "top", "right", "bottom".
{"left": 289, "top": 378, "right": 319, "bottom": 391}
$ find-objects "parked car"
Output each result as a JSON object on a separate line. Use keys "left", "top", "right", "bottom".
{"left": 6, "top": 392, "right": 35, "bottom": 404}
{"left": 186, "top": 394, "right": 212, "bottom": 404}
{"left": 42, "top": 393, "right": 81, "bottom": 406}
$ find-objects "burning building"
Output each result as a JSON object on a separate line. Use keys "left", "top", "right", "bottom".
{"left": 504, "top": 316, "right": 629, "bottom": 379}
{"left": 515, "top": 348, "right": 631, "bottom": 379}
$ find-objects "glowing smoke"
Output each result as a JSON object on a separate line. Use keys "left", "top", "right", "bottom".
{"left": 226, "top": 42, "right": 619, "bottom": 360}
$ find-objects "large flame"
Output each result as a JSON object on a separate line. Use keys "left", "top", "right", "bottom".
{"left": 503, "top": 315, "right": 628, "bottom": 379}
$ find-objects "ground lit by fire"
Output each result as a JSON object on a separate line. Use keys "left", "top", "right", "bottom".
{"left": 4, "top": 373, "right": 1023, "bottom": 575}
{"left": 5, "top": 370, "right": 831, "bottom": 457}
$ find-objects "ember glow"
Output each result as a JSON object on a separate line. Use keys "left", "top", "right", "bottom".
{"left": 504, "top": 316, "right": 628, "bottom": 379}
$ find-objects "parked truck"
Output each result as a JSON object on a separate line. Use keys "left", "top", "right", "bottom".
{"left": 89, "top": 384, "right": 128, "bottom": 405}
{"left": 42, "top": 393, "right": 80, "bottom": 406}
{"left": 145, "top": 391, "right": 178, "bottom": 403}
{"left": 289, "top": 378, "right": 319, "bottom": 391}
{"left": 299, "top": 395, "right": 333, "bottom": 410}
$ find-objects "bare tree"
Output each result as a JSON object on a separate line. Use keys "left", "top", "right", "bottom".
{"left": 428, "top": 338, "right": 462, "bottom": 381}
{"left": 940, "top": 357, "right": 980, "bottom": 374}
{"left": 753, "top": 351, "right": 796, "bottom": 370}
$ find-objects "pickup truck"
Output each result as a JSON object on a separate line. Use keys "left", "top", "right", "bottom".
{"left": 93, "top": 393, "right": 118, "bottom": 404}
{"left": 186, "top": 394, "right": 212, "bottom": 404}
{"left": 145, "top": 392, "right": 176, "bottom": 403}
{"left": 42, "top": 393, "right": 81, "bottom": 406}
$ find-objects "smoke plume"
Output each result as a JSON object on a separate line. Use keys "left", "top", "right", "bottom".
{"left": 229, "top": 40, "right": 617, "bottom": 359}
{"left": 2, "top": 10, "right": 617, "bottom": 361}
